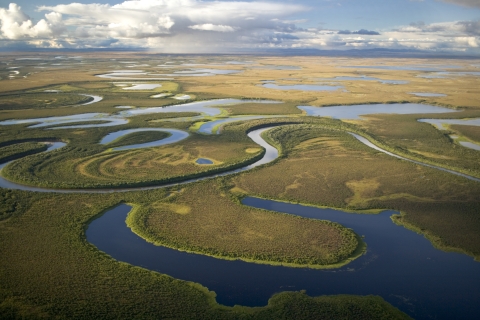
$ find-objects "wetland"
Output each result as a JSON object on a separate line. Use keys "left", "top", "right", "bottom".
{"left": 1, "top": 53, "right": 480, "bottom": 319}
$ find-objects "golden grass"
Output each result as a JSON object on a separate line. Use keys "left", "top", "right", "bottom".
{"left": 128, "top": 179, "right": 362, "bottom": 267}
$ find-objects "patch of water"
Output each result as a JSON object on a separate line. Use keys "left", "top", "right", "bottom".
{"left": 409, "top": 92, "right": 446, "bottom": 97}
{"left": 418, "top": 118, "right": 480, "bottom": 130}
{"left": 196, "top": 158, "right": 214, "bottom": 165}
{"left": 151, "top": 93, "right": 172, "bottom": 98}
{"left": 299, "top": 103, "right": 458, "bottom": 120}
{"left": 122, "top": 84, "right": 162, "bottom": 90}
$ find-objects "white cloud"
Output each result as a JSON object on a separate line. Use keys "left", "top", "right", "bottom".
{"left": 0, "top": 1, "right": 479, "bottom": 54}
{"left": 0, "top": 3, "right": 64, "bottom": 40}
{"left": 189, "top": 24, "right": 236, "bottom": 32}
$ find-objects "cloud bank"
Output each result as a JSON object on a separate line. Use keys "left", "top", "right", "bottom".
{"left": 440, "top": 0, "right": 480, "bottom": 8}
{"left": 0, "top": 0, "right": 479, "bottom": 54}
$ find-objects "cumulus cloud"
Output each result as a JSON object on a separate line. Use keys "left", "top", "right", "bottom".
{"left": 0, "top": 1, "right": 479, "bottom": 53}
{"left": 0, "top": 3, "right": 64, "bottom": 40}
{"left": 189, "top": 24, "right": 236, "bottom": 32}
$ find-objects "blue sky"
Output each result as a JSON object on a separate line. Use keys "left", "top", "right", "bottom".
{"left": 0, "top": 0, "right": 479, "bottom": 53}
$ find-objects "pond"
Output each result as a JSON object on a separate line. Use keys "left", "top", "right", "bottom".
{"left": 121, "top": 84, "right": 162, "bottom": 90}
{"left": 299, "top": 103, "right": 458, "bottom": 120}
{"left": 317, "top": 76, "right": 408, "bottom": 85}
{"left": 86, "top": 199, "right": 480, "bottom": 320}
{"left": 196, "top": 158, "right": 214, "bottom": 165}
{"left": 409, "top": 92, "right": 446, "bottom": 97}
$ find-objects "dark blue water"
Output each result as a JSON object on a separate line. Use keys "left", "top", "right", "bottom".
{"left": 86, "top": 199, "right": 480, "bottom": 319}
{"left": 196, "top": 158, "right": 214, "bottom": 164}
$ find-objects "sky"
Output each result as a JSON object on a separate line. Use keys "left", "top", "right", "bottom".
{"left": 0, "top": 0, "right": 479, "bottom": 54}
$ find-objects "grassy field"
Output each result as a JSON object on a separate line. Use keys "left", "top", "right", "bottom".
{"left": 0, "top": 141, "right": 47, "bottom": 164}
{"left": 2, "top": 128, "right": 266, "bottom": 188}
{"left": 450, "top": 124, "right": 480, "bottom": 143}
{"left": 0, "top": 92, "right": 93, "bottom": 110}
{"left": 349, "top": 111, "right": 480, "bottom": 176}
{"left": 106, "top": 130, "right": 171, "bottom": 148}
{"left": 127, "top": 179, "right": 362, "bottom": 268}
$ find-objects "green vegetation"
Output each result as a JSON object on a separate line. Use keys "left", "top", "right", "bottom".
{"left": 352, "top": 111, "right": 480, "bottom": 176}
{"left": 450, "top": 124, "right": 480, "bottom": 143}
{"left": 106, "top": 130, "right": 171, "bottom": 149}
{"left": 0, "top": 190, "right": 408, "bottom": 319}
{"left": 127, "top": 179, "right": 362, "bottom": 268}
{"left": 2, "top": 129, "right": 266, "bottom": 188}
{"left": 0, "top": 141, "right": 47, "bottom": 163}
{"left": 0, "top": 92, "right": 92, "bottom": 110}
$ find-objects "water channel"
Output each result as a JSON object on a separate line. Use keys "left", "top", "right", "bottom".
{"left": 86, "top": 200, "right": 480, "bottom": 320}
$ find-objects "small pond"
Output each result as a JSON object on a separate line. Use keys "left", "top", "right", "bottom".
{"left": 196, "top": 158, "right": 214, "bottom": 165}
{"left": 121, "top": 84, "right": 162, "bottom": 90}
{"left": 151, "top": 93, "right": 171, "bottom": 98}
{"left": 317, "top": 76, "right": 408, "bottom": 84}
{"left": 409, "top": 92, "right": 446, "bottom": 97}
{"left": 299, "top": 103, "right": 458, "bottom": 120}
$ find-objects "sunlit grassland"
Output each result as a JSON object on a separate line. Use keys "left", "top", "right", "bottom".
{"left": 0, "top": 189, "right": 409, "bottom": 319}
{"left": 2, "top": 125, "right": 266, "bottom": 188}
{"left": 232, "top": 124, "right": 480, "bottom": 259}
{"left": 127, "top": 179, "right": 362, "bottom": 268}
{"left": 180, "top": 57, "right": 480, "bottom": 108}
{"left": 224, "top": 101, "right": 302, "bottom": 115}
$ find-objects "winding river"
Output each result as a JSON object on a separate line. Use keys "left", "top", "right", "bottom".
{"left": 86, "top": 201, "right": 480, "bottom": 320}
{"left": 0, "top": 127, "right": 278, "bottom": 193}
